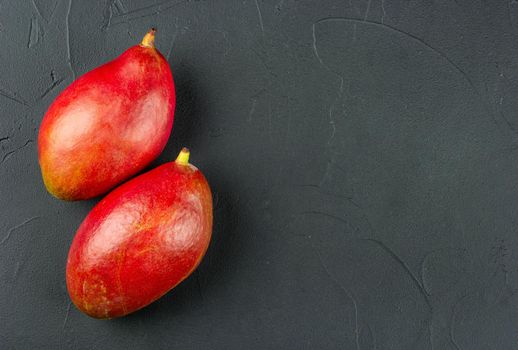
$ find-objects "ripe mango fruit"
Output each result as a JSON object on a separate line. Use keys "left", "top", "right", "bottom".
{"left": 66, "top": 148, "right": 212, "bottom": 318}
{"left": 38, "top": 29, "right": 175, "bottom": 200}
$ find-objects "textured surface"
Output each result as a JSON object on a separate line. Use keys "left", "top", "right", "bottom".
{"left": 1, "top": 0, "right": 518, "bottom": 349}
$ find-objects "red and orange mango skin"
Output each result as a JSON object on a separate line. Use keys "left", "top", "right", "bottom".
{"left": 38, "top": 30, "right": 175, "bottom": 200}
{"left": 66, "top": 149, "right": 212, "bottom": 319}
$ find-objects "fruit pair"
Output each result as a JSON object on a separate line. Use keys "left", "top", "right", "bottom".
{"left": 38, "top": 29, "right": 213, "bottom": 319}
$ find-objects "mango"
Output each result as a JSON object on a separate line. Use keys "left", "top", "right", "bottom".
{"left": 38, "top": 29, "right": 175, "bottom": 200}
{"left": 66, "top": 148, "right": 212, "bottom": 318}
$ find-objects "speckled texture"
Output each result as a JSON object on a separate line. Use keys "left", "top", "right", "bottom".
{"left": 2, "top": 0, "right": 518, "bottom": 349}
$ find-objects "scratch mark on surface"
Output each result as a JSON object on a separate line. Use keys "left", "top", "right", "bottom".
{"left": 493, "top": 93, "right": 518, "bottom": 133}
{"left": 315, "top": 17, "right": 506, "bottom": 135}
{"left": 314, "top": 245, "right": 360, "bottom": 350}
{"left": 254, "top": 0, "right": 265, "bottom": 36}
{"left": 0, "top": 216, "right": 40, "bottom": 246}
{"left": 297, "top": 180, "right": 376, "bottom": 239}
{"left": 48, "top": 0, "right": 60, "bottom": 22}
{"left": 420, "top": 251, "right": 435, "bottom": 296}
{"left": 313, "top": 17, "right": 478, "bottom": 99}
{"left": 109, "top": 0, "right": 187, "bottom": 26}
{"left": 0, "top": 136, "right": 9, "bottom": 143}
{"left": 27, "top": 12, "right": 44, "bottom": 47}
{"left": 327, "top": 77, "right": 343, "bottom": 146}
{"left": 319, "top": 161, "right": 332, "bottom": 186}
{"left": 252, "top": 47, "right": 279, "bottom": 78}
{"left": 311, "top": 23, "right": 326, "bottom": 68}
{"left": 300, "top": 210, "right": 349, "bottom": 227}
{"left": 166, "top": 17, "right": 179, "bottom": 60}
{"left": 0, "top": 86, "right": 29, "bottom": 106}
{"left": 101, "top": 0, "right": 116, "bottom": 30}
{"left": 297, "top": 184, "right": 360, "bottom": 206}
{"left": 27, "top": 18, "right": 35, "bottom": 48}
{"left": 114, "top": 0, "right": 126, "bottom": 13}
{"left": 65, "top": 0, "right": 75, "bottom": 80}
{"left": 50, "top": 69, "right": 57, "bottom": 82}
{"left": 247, "top": 88, "right": 266, "bottom": 123}
{"left": 380, "top": 0, "right": 386, "bottom": 23}
{"left": 31, "top": 0, "right": 45, "bottom": 23}
{"left": 101, "top": 0, "right": 127, "bottom": 30}
{"left": 363, "top": 0, "right": 372, "bottom": 21}
{"left": 366, "top": 322, "right": 378, "bottom": 350}
{"left": 214, "top": 29, "right": 231, "bottom": 57}
{"left": 362, "top": 238, "right": 432, "bottom": 309}
{"left": 32, "top": 0, "right": 58, "bottom": 23}
{"left": 119, "top": 0, "right": 136, "bottom": 41}
{"left": 153, "top": 3, "right": 162, "bottom": 25}
{"left": 117, "top": 12, "right": 160, "bottom": 25}
{"left": 1, "top": 140, "right": 33, "bottom": 165}
{"left": 13, "top": 260, "right": 23, "bottom": 281}
{"left": 275, "top": 0, "right": 285, "bottom": 13}
{"left": 114, "top": 0, "right": 175, "bottom": 17}
{"left": 62, "top": 301, "right": 72, "bottom": 330}
{"left": 40, "top": 77, "right": 64, "bottom": 100}
{"left": 248, "top": 98, "right": 257, "bottom": 122}
{"left": 450, "top": 294, "right": 468, "bottom": 350}
{"left": 311, "top": 22, "right": 345, "bottom": 146}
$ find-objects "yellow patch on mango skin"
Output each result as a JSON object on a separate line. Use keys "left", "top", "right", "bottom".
{"left": 115, "top": 248, "right": 128, "bottom": 316}
{"left": 41, "top": 171, "right": 79, "bottom": 201}
{"left": 39, "top": 150, "right": 77, "bottom": 200}
{"left": 39, "top": 143, "right": 107, "bottom": 201}
{"left": 81, "top": 278, "right": 112, "bottom": 319}
{"left": 133, "top": 246, "right": 160, "bottom": 257}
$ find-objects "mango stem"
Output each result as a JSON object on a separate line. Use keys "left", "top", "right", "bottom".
{"left": 175, "top": 147, "right": 190, "bottom": 165}
{"left": 140, "top": 28, "right": 156, "bottom": 48}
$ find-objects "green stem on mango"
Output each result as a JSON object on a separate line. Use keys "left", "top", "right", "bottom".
{"left": 176, "top": 147, "right": 190, "bottom": 165}
{"left": 141, "top": 28, "right": 156, "bottom": 48}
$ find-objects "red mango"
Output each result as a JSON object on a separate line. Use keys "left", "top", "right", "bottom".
{"left": 38, "top": 29, "right": 175, "bottom": 200}
{"left": 66, "top": 148, "right": 212, "bottom": 319}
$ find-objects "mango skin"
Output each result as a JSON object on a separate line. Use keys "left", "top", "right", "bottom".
{"left": 38, "top": 39, "right": 175, "bottom": 200}
{"left": 66, "top": 160, "right": 212, "bottom": 319}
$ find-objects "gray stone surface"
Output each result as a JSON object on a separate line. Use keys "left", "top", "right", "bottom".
{"left": 1, "top": 0, "right": 518, "bottom": 349}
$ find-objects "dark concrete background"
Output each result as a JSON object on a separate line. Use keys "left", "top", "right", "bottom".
{"left": 1, "top": 0, "right": 518, "bottom": 348}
